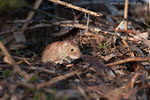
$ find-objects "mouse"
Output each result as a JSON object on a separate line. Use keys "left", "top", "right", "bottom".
{"left": 41, "top": 40, "right": 81, "bottom": 64}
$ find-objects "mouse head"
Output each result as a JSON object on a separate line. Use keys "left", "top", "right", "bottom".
{"left": 62, "top": 41, "right": 81, "bottom": 59}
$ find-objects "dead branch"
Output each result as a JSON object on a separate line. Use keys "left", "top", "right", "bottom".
{"left": 48, "top": 0, "right": 103, "bottom": 17}
{"left": 0, "top": 21, "right": 102, "bottom": 36}
{"left": 0, "top": 41, "right": 30, "bottom": 79}
{"left": 0, "top": 64, "right": 55, "bottom": 75}
{"left": 115, "top": 0, "right": 129, "bottom": 31}
{"left": 13, "top": 0, "right": 43, "bottom": 43}
{"left": 77, "top": 86, "right": 90, "bottom": 100}
{"left": 115, "top": 20, "right": 124, "bottom": 31}
{"left": 37, "top": 70, "right": 80, "bottom": 88}
{"left": 124, "top": 0, "right": 129, "bottom": 30}
{"left": 107, "top": 57, "right": 150, "bottom": 67}
{"left": 60, "top": 23, "right": 101, "bottom": 32}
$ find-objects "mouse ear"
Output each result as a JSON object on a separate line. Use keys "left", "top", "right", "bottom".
{"left": 62, "top": 42, "right": 68, "bottom": 47}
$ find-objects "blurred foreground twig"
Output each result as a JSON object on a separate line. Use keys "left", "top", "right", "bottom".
{"left": 0, "top": 41, "right": 30, "bottom": 79}
{"left": 38, "top": 70, "right": 80, "bottom": 88}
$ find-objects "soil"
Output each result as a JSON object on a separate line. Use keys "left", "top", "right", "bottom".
{"left": 0, "top": 0, "right": 150, "bottom": 100}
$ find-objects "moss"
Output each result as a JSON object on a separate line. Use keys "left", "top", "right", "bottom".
{"left": 0, "top": 0, "right": 27, "bottom": 12}
{"left": 2, "top": 69, "right": 12, "bottom": 78}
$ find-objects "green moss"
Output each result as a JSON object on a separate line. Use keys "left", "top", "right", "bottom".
{"left": 0, "top": 0, "right": 27, "bottom": 12}
{"left": 99, "top": 43, "right": 106, "bottom": 48}
{"left": 2, "top": 69, "right": 12, "bottom": 78}
{"left": 58, "top": 96, "right": 68, "bottom": 100}
{"left": 29, "top": 74, "right": 38, "bottom": 83}
{"left": 34, "top": 91, "right": 47, "bottom": 100}
{"left": 49, "top": 91, "right": 56, "bottom": 100}
{"left": 30, "top": 53, "right": 38, "bottom": 62}
{"left": 8, "top": 0, "right": 27, "bottom": 8}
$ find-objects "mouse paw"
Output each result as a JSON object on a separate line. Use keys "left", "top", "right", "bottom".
{"left": 55, "top": 60, "right": 63, "bottom": 64}
{"left": 65, "top": 59, "right": 72, "bottom": 64}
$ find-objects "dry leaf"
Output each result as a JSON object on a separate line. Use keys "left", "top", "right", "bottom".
{"left": 3, "top": 56, "right": 13, "bottom": 65}
{"left": 104, "top": 54, "right": 116, "bottom": 62}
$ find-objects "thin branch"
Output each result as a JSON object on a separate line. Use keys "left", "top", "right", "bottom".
{"left": 13, "top": 0, "right": 43, "bottom": 43}
{"left": 48, "top": 0, "right": 103, "bottom": 17}
{"left": 0, "top": 41, "right": 30, "bottom": 79}
{"left": 0, "top": 21, "right": 102, "bottom": 36}
{"left": 124, "top": 0, "right": 129, "bottom": 30}
{"left": 0, "top": 64, "right": 55, "bottom": 74}
{"left": 115, "top": 0, "right": 129, "bottom": 31}
{"left": 22, "top": 0, "right": 43, "bottom": 30}
{"left": 107, "top": 57, "right": 150, "bottom": 67}
{"left": 115, "top": 20, "right": 124, "bottom": 31}
{"left": 37, "top": 70, "right": 80, "bottom": 88}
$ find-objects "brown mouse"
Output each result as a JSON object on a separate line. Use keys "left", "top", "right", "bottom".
{"left": 41, "top": 40, "right": 81, "bottom": 64}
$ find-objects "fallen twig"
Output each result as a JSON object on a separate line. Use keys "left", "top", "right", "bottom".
{"left": 0, "top": 21, "right": 102, "bottom": 36}
{"left": 115, "top": 20, "right": 124, "bottom": 31}
{"left": 0, "top": 64, "right": 55, "bottom": 75}
{"left": 60, "top": 22, "right": 101, "bottom": 32}
{"left": 123, "top": 71, "right": 142, "bottom": 99}
{"left": 77, "top": 86, "right": 90, "bottom": 100}
{"left": 124, "top": 0, "right": 129, "bottom": 30}
{"left": 48, "top": 0, "right": 103, "bottom": 17}
{"left": 115, "top": 0, "right": 129, "bottom": 31}
{"left": 37, "top": 70, "right": 80, "bottom": 88}
{"left": 0, "top": 41, "right": 30, "bottom": 79}
{"left": 107, "top": 57, "right": 150, "bottom": 67}
{"left": 13, "top": 0, "right": 43, "bottom": 43}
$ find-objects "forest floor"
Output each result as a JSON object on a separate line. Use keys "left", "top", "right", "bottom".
{"left": 0, "top": 0, "right": 150, "bottom": 100}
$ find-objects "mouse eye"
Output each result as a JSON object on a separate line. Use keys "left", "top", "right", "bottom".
{"left": 71, "top": 49, "right": 74, "bottom": 52}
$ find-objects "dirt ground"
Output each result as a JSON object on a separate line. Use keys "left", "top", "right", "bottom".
{"left": 0, "top": 0, "right": 150, "bottom": 100}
